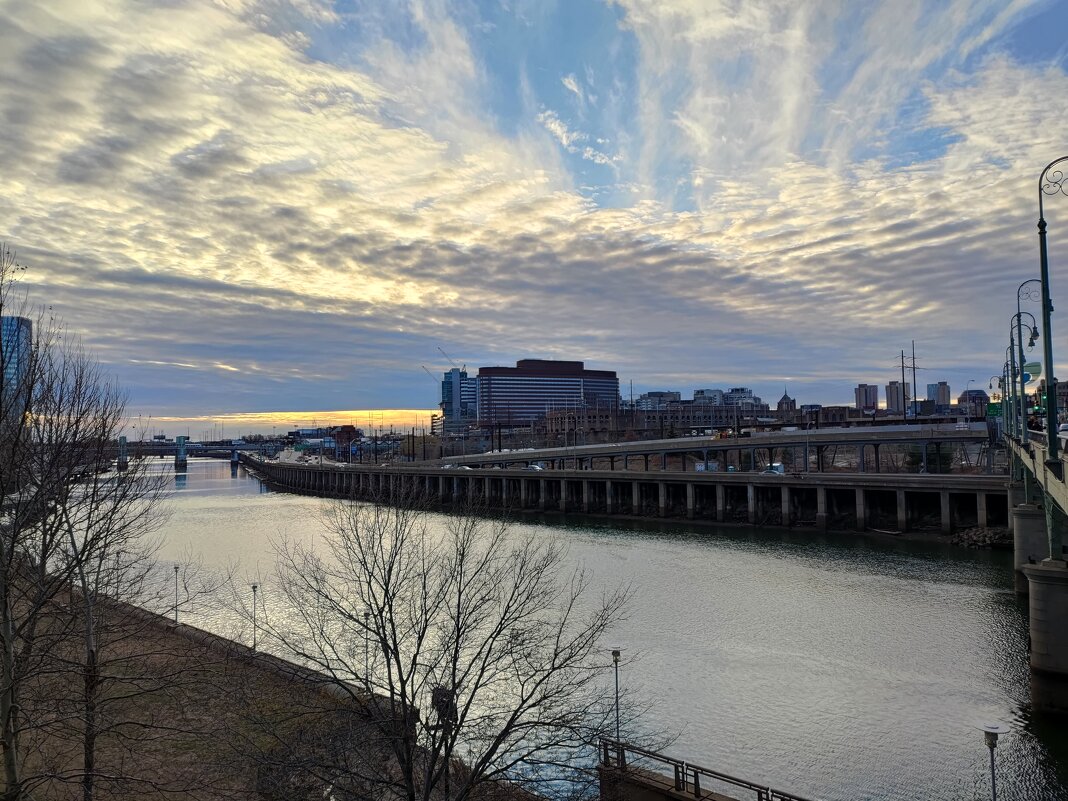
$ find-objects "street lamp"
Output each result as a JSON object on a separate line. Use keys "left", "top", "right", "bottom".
{"left": 1011, "top": 313, "right": 1039, "bottom": 437}
{"left": 611, "top": 648, "right": 621, "bottom": 742}
{"left": 1017, "top": 279, "right": 1043, "bottom": 441}
{"left": 363, "top": 610, "right": 371, "bottom": 680}
{"left": 251, "top": 583, "right": 259, "bottom": 651}
{"left": 978, "top": 723, "right": 1010, "bottom": 801}
{"left": 1038, "top": 156, "right": 1068, "bottom": 475}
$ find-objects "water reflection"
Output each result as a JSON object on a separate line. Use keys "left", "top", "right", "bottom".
{"left": 149, "top": 459, "right": 1067, "bottom": 801}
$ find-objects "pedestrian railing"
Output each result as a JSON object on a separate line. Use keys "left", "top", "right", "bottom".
{"left": 600, "top": 740, "right": 817, "bottom": 801}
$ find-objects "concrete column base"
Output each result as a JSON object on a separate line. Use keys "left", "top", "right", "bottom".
{"left": 1014, "top": 503, "right": 1047, "bottom": 594}
{"left": 1023, "top": 560, "right": 1068, "bottom": 714}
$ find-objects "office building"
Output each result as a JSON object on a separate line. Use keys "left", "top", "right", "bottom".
{"left": 1, "top": 315, "right": 32, "bottom": 407}
{"left": 440, "top": 368, "right": 477, "bottom": 433}
{"left": 854, "top": 384, "right": 879, "bottom": 411}
{"left": 886, "top": 381, "right": 910, "bottom": 414}
{"left": 927, "top": 381, "right": 951, "bottom": 413}
{"left": 724, "top": 387, "right": 763, "bottom": 407}
{"left": 635, "top": 391, "right": 681, "bottom": 410}
{"left": 693, "top": 389, "right": 725, "bottom": 405}
{"left": 476, "top": 359, "right": 619, "bottom": 425}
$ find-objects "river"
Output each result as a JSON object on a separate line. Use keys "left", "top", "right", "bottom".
{"left": 154, "top": 459, "right": 1068, "bottom": 800}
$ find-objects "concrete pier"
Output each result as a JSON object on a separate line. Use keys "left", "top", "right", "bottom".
{"left": 1012, "top": 503, "right": 1047, "bottom": 594}
{"left": 1022, "top": 560, "right": 1068, "bottom": 714}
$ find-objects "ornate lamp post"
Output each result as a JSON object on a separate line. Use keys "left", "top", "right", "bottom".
{"left": 1017, "top": 279, "right": 1043, "bottom": 441}
{"left": 1011, "top": 310, "right": 1040, "bottom": 436}
{"left": 1038, "top": 157, "right": 1068, "bottom": 474}
{"left": 988, "top": 374, "right": 1004, "bottom": 431}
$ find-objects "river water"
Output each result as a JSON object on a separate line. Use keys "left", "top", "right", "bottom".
{"left": 154, "top": 459, "right": 1068, "bottom": 800}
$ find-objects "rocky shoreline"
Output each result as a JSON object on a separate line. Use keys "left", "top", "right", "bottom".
{"left": 950, "top": 526, "right": 1012, "bottom": 549}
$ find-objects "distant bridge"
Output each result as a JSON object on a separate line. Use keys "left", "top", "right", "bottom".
{"left": 441, "top": 423, "right": 995, "bottom": 474}
{"left": 243, "top": 447, "right": 1006, "bottom": 536}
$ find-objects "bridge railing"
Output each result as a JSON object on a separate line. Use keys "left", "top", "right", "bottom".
{"left": 600, "top": 739, "right": 816, "bottom": 801}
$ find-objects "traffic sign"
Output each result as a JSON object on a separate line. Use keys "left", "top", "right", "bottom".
{"left": 1024, "top": 361, "right": 1042, "bottom": 375}
{"left": 987, "top": 402, "right": 1001, "bottom": 418}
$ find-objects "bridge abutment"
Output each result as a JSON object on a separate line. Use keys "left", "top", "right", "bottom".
{"left": 1023, "top": 560, "right": 1068, "bottom": 715}
{"left": 1014, "top": 504, "right": 1049, "bottom": 594}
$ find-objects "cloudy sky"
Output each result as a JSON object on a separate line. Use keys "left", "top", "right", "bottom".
{"left": 3, "top": 0, "right": 1068, "bottom": 433}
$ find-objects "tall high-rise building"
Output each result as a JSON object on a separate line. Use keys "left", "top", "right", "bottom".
{"left": 1, "top": 315, "right": 32, "bottom": 407}
{"left": 439, "top": 367, "right": 477, "bottom": 433}
{"left": 927, "top": 381, "right": 951, "bottom": 412}
{"left": 886, "top": 381, "right": 910, "bottom": 414}
{"left": 854, "top": 383, "right": 879, "bottom": 411}
{"left": 476, "top": 359, "right": 619, "bottom": 425}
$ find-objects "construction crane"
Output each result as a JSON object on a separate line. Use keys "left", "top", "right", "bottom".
{"left": 437, "top": 347, "right": 457, "bottom": 368}
{"left": 422, "top": 365, "right": 439, "bottom": 384}
{"left": 437, "top": 347, "right": 466, "bottom": 373}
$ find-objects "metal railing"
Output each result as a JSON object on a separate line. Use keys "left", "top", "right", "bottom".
{"left": 601, "top": 740, "right": 817, "bottom": 801}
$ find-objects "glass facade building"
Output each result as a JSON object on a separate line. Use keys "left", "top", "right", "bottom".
{"left": 476, "top": 359, "right": 619, "bottom": 425}
{"left": 1, "top": 315, "right": 32, "bottom": 404}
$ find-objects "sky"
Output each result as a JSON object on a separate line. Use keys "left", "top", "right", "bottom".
{"left": 3, "top": 0, "right": 1068, "bottom": 435}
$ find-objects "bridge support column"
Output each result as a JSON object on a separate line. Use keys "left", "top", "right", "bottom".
{"left": 632, "top": 482, "right": 640, "bottom": 515}
{"left": 977, "top": 492, "right": 988, "bottom": 529}
{"left": 816, "top": 487, "right": 827, "bottom": 530}
{"left": 1014, "top": 504, "right": 1047, "bottom": 594}
{"left": 1022, "top": 561, "right": 1068, "bottom": 714}
{"left": 605, "top": 481, "right": 614, "bottom": 514}
{"left": 874, "top": 444, "right": 880, "bottom": 473}
{"left": 896, "top": 490, "right": 907, "bottom": 533}
{"left": 747, "top": 484, "right": 756, "bottom": 524}
{"left": 781, "top": 486, "right": 790, "bottom": 526}
{"left": 539, "top": 479, "right": 546, "bottom": 511}
{"left": 582, "top": 480, "right": 590, "bottom": 513}
{"left": 855, "top": 488, "right": 866, "bottom": 531}
{"left": 658, "top": 482, "right": 667, "bottom": 517}
{"left": 686, "top": 483, "right": 695, "bottom": 519}
{"left": 1007, "top": 481, "right": 1022, "bottom": 534}
{"left": 940, "top": 490, "right": 952, "bottom": 535}
{"left": 452, "top": 476, "right": 460, "bottom": 504}
{"left": 502, "top": 477, "right": 511, "bottom": 508}
{"left": 716, "top": 484, "right": 725, "bottom": 523}
{"left": 857, "top": 445, "right": 865, "bottom": 473}
{"left": 559, "top": 479, "right": 567, "bottom": 513}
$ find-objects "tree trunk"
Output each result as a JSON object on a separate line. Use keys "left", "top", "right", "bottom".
{"left": 0, "top": 612, "right": 21, "bottom": 801}
{"left": 82, "top": 644, "right": 97, "bottom": 801}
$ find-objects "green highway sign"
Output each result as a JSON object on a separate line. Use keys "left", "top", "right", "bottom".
{"left": 987, "top": 402, "right": 1001, "bottom": 418}
{"left": 1024, "top": 361, "right": 1042, "bottom": 375}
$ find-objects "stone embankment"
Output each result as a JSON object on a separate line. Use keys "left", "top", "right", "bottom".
{"left": 951, "top": 526, "right": 1011, "bottom": 549}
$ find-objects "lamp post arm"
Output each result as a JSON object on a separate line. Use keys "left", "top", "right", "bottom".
{"left": 1038, "top": 157, "right": 1068, "bottom": 474}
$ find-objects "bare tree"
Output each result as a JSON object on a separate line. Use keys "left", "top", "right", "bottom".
{"left": 256, "top": 496, "right": 631, "bottom": 801}
{"left": 0, "top": 244, "right": 170, "bottom": 800}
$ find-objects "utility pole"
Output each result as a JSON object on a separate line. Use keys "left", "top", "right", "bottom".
{"left": 900, "top": 350, "right": 908, "bottom": 424}
{"left": 911, "top": 340, "right": 919, "bottom": 419}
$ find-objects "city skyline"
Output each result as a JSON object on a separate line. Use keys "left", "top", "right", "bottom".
{"left": 2, "top": 1, "right": 1067, "bottom": 424}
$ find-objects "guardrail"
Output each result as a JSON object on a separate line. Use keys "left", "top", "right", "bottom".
{"left": 600, "top": 740, "right": 816, "bottom": 801}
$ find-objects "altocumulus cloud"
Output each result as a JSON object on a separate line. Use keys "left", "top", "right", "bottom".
{"left": 1, "top": 0, "right": 1067, "bottom": 419}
